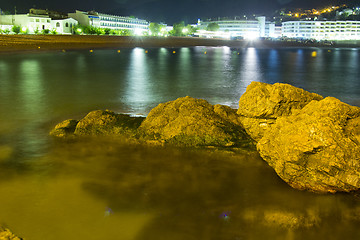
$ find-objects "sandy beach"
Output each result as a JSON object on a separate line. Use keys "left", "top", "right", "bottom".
{"left": 1, "top": 35, "right": 359, "bottom": 53}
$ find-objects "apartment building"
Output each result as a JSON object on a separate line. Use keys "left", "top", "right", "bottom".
{"left": 282, "top": 20, "right": 360, "bottom": 40}
{"left": 197, "top": 17, "right": 276, "bottom": 39}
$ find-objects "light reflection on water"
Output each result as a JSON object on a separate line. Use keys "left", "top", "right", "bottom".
{"left": 125, "top": 48, "right": 151, "bottom": 109}
{"left": 0, "top": 47, "right": 360, "bottom": 239}
{"left": 240, "top": 48, "right": 262, "bottom": 91}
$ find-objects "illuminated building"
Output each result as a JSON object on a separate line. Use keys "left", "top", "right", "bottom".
{"left": 282, "top": 20, "right": 360, "bottom": 40}
{"left": 196, "top": 17, "right": 275, "bottom": 39}
{"left": 69, "top": 10, "right": 149, "bottom": 35}
{"left": 0, "top": 8, "right": 77, "bottom": 34}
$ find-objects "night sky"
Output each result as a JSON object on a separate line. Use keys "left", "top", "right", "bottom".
{"left": 0, "top": 0, "right": 356, "bottom": 24}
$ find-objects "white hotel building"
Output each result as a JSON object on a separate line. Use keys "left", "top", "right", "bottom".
{"left": 282, "top": 21, "right": 360, "bottom": 40}
{"left": 0, "top": 9, "right": 77, "bottom": 34}
{"left": 196, "top": 17, "right": 276, "bottom": 39}
{"left": 69, "top": 10, "right": 149, "bottom": 34}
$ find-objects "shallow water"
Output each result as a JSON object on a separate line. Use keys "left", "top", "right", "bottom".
{"left": 2, "top": 139, "right": 360, "bottom": 239}
{"left": 1, "top": 47, "right": 360, "bottom": 239}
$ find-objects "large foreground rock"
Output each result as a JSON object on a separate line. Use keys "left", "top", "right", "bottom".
{"left": 257, "top": 97, "right": 360, "bottom": 193}
{"left": 237, "top": 82, "right": 323, "bottom": 141}
{"left": 139, "top": 96, "right": 252, "bottom": 147}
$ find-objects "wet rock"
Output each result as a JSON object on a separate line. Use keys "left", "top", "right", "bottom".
{"left": 50, "top": 119, "right": 79, "bottom": 138}
{"left": 0, "top": 227, "right": 22, "bottom": 240}
{"left": 257, "top": 97, "right": 360, "bottom": 193}
{"left": 74, "top": 110, "right": 144, "bottom": 137}
{"left": 237, "top": 82, "right": 323, "bottom": 141}
{"left": 139, "top": 96, "right": 252, "bottom": 147}
{"left": 50, "top": 110, "right": 145, "bottom": 139}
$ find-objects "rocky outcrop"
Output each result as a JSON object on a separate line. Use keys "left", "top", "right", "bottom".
{"left": 237, "top": 82, "right": 323, "bottom": 141}
{"left": 0, "top": 227, "right": 22, "bottom": 240}
{"left": 50, "top": 101, "right": 253, "bottom": 147}
{"left": 257, "top": 97, "right": 360, "bottom": 193}
{"left": 50, "top": 110, "right": 145, "bottom": 139}
{"left": 138, "top": 96, "right": 252, "bottom": 147}
{"left": 49, "top": 82, "right": 360, "bottom": 193}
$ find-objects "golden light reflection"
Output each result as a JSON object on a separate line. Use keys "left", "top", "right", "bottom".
{"left": 0, "top": 176, "right": 153, "bottom": 240}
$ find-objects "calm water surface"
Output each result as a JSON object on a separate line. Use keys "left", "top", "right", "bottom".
{"left": 0, "top": 47, "right": 360, "bottom": 239}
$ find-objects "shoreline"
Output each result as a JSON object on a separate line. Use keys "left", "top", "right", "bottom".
{"left": 0, "top": 35, "right": 359, "bottom": 53}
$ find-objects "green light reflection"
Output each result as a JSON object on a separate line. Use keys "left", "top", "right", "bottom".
{"left": 19, "top": 59, "right": 45, "bottom": 117}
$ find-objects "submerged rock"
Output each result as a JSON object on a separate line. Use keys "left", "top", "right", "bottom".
{"left": 257, "top": 97, "right": 360, "bottom": 193}
{"left": 138, "top": 96, "right": 252, "bottom": 147}
{"left": 237, "top": 82, "right": 323, "bottom": 141}
{"left": 243, "top": 208, "right": 320, "bottom": 229}
{"left": 0, "top": 227, "right": 22, "bottom": 240}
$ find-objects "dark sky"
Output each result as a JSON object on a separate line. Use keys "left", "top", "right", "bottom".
{"left": 0, "top": 0, "right": 356, "bottom": 24}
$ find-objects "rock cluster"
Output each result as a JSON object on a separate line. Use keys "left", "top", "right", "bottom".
{"left": 51, "top": 98, "right": 253, "bottom": 148}
{"left": 50, "top": 82, "right": 360, "bottom": 193}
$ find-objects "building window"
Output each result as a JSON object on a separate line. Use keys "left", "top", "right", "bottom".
{"left": 56, "top": 22, "right": 60, "bottom": 27}
{"left": 65, "top": 23, "right": 69, "bottom": 27}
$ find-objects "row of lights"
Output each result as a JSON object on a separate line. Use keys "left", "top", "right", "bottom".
{"left": 34, "top": 46, "right": 335, "bottom": 57}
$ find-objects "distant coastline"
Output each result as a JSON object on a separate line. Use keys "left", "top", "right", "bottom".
{"left": 0, "top": 35, "right": 359, "bottom": 53}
